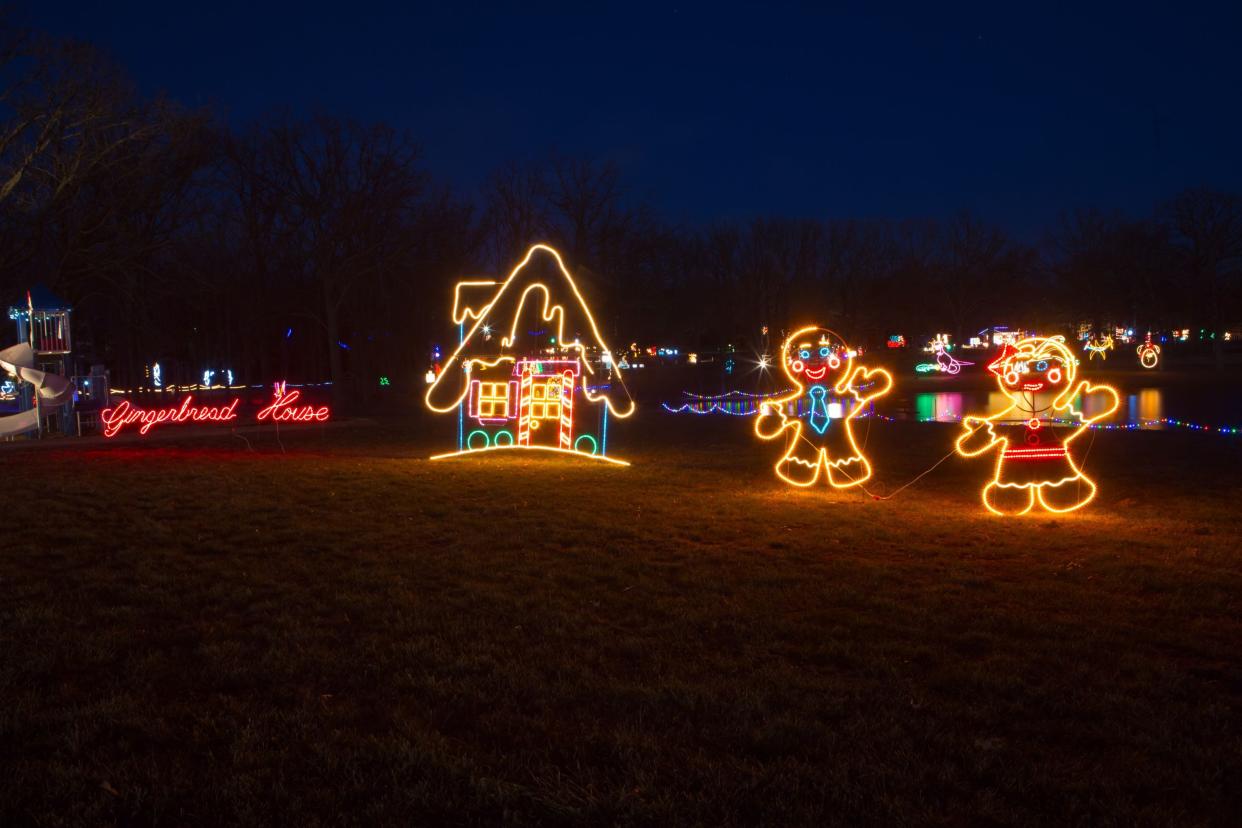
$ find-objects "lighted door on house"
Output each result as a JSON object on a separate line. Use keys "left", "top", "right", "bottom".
{"left": 518, "top": 368, "right": 574, "bottom": 449}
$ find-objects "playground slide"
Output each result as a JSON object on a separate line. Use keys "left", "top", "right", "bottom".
{"left": 0, "top": 343, "right": 74, "bottom": 436}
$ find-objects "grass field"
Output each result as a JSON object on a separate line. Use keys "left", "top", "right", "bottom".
{"left": 2, "top": 415, "right": 1240, "bottom": 825}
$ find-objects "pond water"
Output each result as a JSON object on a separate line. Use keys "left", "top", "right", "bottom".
{"left": 888, "top": 387, "right": 1242, "bottom": 430}
{"left": 658, "top": 376, "right": 1242, "bottom": 433}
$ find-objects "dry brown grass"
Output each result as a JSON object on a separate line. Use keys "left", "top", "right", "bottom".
{"left": 1, "top": 416, "right": 1240, "bottom": 825}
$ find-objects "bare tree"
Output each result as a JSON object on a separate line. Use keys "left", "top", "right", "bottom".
{"left": 936, "top": 212, "right": 1031, "bottom": 338}
{"left": 0, "top": 36, "right": 159, "bottom": 218}
{"left": 1161, "top": 188, "right": 1242, "bottom": 369}
{"left": 482, "top": 161, "right": 549, "bottom": 268}
{"left": 259, "top": 116, "right": 427, "bottom": 405}
{"left": 0, "top": 28, "right": 218, "bottom": 385}
{"left": 546, "top": 156, "right": 624, "bottom": 272}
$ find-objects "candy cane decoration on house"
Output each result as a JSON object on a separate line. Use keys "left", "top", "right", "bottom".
{"left": 559, "top": 369, "right": 574, "bottom": 450}
{"left": 517, "top": 365, "right": 534, "bottom": 446}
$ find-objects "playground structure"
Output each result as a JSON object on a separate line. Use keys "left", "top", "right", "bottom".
{"left": 2, "top": 287, "right": 80, "bottom": 438}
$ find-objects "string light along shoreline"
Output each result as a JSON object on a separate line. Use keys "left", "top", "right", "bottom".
{"left": 865, "top": 411, "right": 1242, "bottom": 434}
{"left": 663, "top": 392, "right": 1242, "bottom": 434}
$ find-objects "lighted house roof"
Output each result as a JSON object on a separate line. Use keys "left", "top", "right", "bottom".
{"left": 426, "top": 245, "right": 635, "bottom": 418}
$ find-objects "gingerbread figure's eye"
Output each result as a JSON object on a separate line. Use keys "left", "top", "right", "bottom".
{"left": 819, "top": 347, "right": 830, "bottom": 357}
{"left": 1035, "top": 360, "right": 1048, "bottom": 372}
{"left": 799, "top": 349, "right": 810, "bottom": 360}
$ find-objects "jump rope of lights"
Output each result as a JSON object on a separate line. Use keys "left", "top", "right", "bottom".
{"left": 802, "top": 411, "right": 1099, "bottom": 504}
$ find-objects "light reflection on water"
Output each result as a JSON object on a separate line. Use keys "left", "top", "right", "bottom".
{"left": 1130, "top": 388, "right": 1162, "bottom": 424}
{"left": 904, "top": 388, "right": 1173, "bottom": 429}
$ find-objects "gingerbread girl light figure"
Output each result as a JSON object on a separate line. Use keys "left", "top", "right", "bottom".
{"left": 755, "top": 326, "right": 893, "bottom": 488}
{"left": 955, "top": 336, "right": 1119, "bottom": 515}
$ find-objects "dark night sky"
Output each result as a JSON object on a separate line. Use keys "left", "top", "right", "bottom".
{"left": 29, "top": 2, "right": 1242, "bottom": 237}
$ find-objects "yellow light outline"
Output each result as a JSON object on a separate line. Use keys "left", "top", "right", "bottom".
{"left": 429, "top": 444, "right": 630, "bottom": 466}
{"left": 425, "top": 244, "right": 635, "bottom": 419}
{"left": 453, "top": 280, "right": 499, "bottom": 325}
{"left": 462, "top": 355, "right": 517, "bottom": 379}
{"left": 955, "top": 336, "right": 1119, "bottom": 515}
{"left": 1137, "top": 336, "right": 1161, "bottom": 369}
{"left": 475, "top": 381, "right": 511, "bottom": 419}
{"left": 753, "top": 325, "right": 894, "bottom": 489}
{"left": 1084, "top": 333, "right": 1114, "bottom": 360}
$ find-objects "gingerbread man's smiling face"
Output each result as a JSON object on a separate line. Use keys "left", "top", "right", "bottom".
{"left": 783, "top": 327, "right": 852, "bottom": 388}
{"left": 988, "top": 337, "right": 1076, "bottom": 410}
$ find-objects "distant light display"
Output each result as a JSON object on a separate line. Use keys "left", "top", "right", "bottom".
{"left": 1084, "top": 333, "right": 1114, "bottom": 360}
{"left": 1137, "top": 333, "right": 1161, "bottom": 369}
{"left": 916, "top": 335, "right": 972, "bottom": 375}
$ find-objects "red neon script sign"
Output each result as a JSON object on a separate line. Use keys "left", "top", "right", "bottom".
{"left": 257, "top": 388, "right": 330, "bottom": 423}
{"left": 100, "top": 385, "right": 332, "bottom": 438}
{"left": 101, "top": 396, "right": 239, "bottom": 437}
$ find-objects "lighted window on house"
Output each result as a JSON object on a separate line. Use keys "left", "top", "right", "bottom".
{"left": 477, "top": 382, "right": 510, "bottom": 418}
{"left": 528, "top": 378, "right": 563, "bottom": 420}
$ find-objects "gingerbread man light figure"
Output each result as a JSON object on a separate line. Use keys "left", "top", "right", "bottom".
{"left": 955, "top": 336, "right": 1119, "bottom": 515}
{"left": 755, "top": 326, "right": 893, "bottom": 488}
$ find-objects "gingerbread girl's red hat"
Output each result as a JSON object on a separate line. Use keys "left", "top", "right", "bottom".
{"left": 986, "top": 343, "right": 1018, "bottom": 377}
